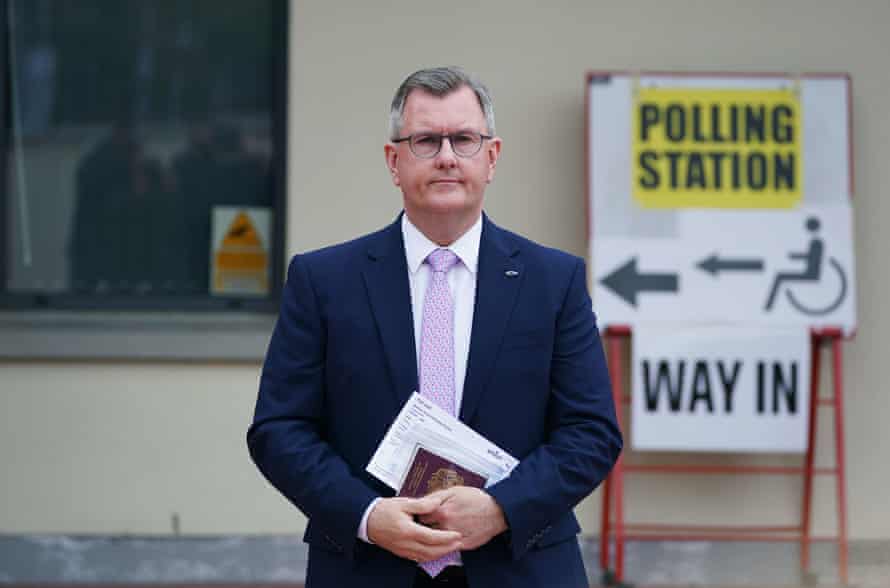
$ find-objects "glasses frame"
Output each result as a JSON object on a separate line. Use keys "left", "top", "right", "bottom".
{"left": 392, "top": 131, "right": 493, "bottom": 159}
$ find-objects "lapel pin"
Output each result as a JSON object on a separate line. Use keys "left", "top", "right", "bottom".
{"left": 505, "top": 270, "right": 519, "bottom": 278}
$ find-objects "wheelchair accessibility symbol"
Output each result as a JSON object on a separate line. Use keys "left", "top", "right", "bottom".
{"left": 764, "top": 217, "right": 848, "bottom": 316}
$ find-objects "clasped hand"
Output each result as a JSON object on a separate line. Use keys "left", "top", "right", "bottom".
{"left": 367, "top": 487, "right": 508, "bottom": 562}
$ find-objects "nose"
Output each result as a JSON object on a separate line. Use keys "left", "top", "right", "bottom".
{"left": 434, "top": 136, "right": 458, "bottom": 168}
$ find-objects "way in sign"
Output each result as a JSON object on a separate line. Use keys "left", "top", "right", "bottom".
{"left": 642, "top": 358, "right": 799, "bottom": 415}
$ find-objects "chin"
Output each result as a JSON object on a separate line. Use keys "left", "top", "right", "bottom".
{"left": 426, "top": 196, "right": 476, "bottom": 216}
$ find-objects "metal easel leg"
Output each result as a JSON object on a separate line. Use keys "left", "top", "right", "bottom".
{"left": 831, "top": 337, "right": 849, "bottom": 585}
{"left": 605, "top": 334, "right": 630, "bottom": 587}
{"left": 800, "top": 334, "right": 820, "bottom": 578}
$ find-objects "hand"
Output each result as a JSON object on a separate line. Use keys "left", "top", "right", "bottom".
{"left": 367, "top": 496, "right": 463, "bottom": 562}
{"left": 418, "top": 486, "right": 508, "bottom": 550}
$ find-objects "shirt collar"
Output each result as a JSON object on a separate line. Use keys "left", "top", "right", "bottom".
{"left": 402, "top": 213, "right": 482, "bottom": 276}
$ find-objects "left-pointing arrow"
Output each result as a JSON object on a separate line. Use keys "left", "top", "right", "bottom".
{"left": 599, "top": 257, "right": 679, "bottom": 307}
{"left": 697, "top": 253, "right": 764, "bottom": 276}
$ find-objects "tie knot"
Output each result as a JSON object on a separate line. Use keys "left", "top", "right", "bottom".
{"left": 426, "top": 248, "right": 459, "bottom": 273}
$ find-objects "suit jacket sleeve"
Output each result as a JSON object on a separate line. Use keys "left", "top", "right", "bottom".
{"left": 247, "top": 254, "right": 378, "bottom": 560}
{"left": 486, "top": 258, "right": 622, "bottom": 560}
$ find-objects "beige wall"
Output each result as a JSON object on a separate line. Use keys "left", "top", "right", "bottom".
{"left": 2, "top": 0, "right": 888, "bottom": 539}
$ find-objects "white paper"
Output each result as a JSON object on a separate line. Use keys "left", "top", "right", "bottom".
{"left": 366, "top": 392, "right": 519, "bottom": 491}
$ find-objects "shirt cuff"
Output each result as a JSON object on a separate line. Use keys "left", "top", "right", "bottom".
{"left": 357, "top": 497, "right": 382, "bottom": 543}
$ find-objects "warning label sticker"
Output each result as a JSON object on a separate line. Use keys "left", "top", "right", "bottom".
{"left": 210, "top": 207, "right": 271, "bottom": 297}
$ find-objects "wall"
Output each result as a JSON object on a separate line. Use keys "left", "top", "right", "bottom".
{"left": 2, "top": 0, "right": 888, "bottom": 539}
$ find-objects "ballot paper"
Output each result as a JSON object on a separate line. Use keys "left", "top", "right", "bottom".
{"left": 366, "top": 392, "right": 519, "bottom": 491}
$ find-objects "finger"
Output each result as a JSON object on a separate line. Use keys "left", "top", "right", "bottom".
{"left": 404, "top": 494, "right": 447, "bottom": 515}
{"left": 423, "top": 488, "right": 455, "bottom": 503}
{"left": 417, "top": 514, "right": 441, "bottom": 526}
{"left": 413, "top": 538, "right": 464, "bottom": 562}
{"left": 410, "top": 522, "right": 462, "bottom": 546}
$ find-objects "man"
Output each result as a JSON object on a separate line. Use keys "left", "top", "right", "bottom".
{"left": 248, "top": 66, "right": 622, "bottom": 587}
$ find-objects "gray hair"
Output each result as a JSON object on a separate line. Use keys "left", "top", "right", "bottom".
{"left": 389, "top": 66, "right": 496, "bottom": 140}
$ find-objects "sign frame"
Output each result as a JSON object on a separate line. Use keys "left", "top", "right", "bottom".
{"left": 586, "top": 70, "right": 854, "bottom": 585}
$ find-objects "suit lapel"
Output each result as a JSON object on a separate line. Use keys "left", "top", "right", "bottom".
{"left": 362, "top": 218, "right": 418, "bottom": 409}
{"left": 460, "top": 217, "right": 523, "bottom": 423}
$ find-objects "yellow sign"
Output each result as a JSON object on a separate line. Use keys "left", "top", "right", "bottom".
{"left": 632, "top": 88, "right": 802, "bottom": 209}
{"left": 213, "top": 210, "right": 269, "bottom": 295}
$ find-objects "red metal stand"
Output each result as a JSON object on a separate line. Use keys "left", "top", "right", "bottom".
{"left": 599, "top": 327, "right": 848, "bottom": 586}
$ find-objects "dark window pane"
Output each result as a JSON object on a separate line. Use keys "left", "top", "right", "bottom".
{"left": 3, "top": 0, "right": 286, "bottom": 310}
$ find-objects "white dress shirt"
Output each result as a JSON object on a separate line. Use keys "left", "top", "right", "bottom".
{"left": 357, "top": 213, "right": 482, "bottom": 543}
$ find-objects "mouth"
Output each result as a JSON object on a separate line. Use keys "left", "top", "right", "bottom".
{"left": 430, "top": 178, "right": 462, "bottom": 185}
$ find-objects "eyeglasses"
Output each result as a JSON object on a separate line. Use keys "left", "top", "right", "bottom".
{"left": 392, "top": 131, "right": 492, "bottom": 159}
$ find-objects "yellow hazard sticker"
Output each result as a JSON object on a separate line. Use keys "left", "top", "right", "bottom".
{"left": 212, "top": 210, "right": 269, "bottom": 295}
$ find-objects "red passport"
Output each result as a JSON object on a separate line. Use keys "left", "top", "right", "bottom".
{"left": 397, "top": 446, "right": 488, "bottom": 498}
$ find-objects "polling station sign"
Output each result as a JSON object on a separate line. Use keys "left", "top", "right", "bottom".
{"left": 633, "top": 88, "right": 802, "bottom": 209}
{"left": 632, "top": 325, "right": 810, "bottom": 453}
{"left": 588, "top": 73, "right": 856, "bottom": 334}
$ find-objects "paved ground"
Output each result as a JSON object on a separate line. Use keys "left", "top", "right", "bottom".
{"left": 581, "top": 537, "right": 890, "bottom": 587}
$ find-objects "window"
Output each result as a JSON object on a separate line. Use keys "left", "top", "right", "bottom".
{"left": 2, "top": 0, "right": 287, "bottom": 311}
{"left": 0, "top": 0, "right": 288, "bottom": 358}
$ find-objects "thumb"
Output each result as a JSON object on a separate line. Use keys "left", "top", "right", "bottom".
{"left": 404, "top": 492, "right": 449, "bottom": 515}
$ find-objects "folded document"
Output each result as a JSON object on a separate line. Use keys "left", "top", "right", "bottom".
{"left": 366, "top": 392, "right": 519, "bottom": 493}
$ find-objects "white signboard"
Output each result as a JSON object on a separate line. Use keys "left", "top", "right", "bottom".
{"left": 632, "top": 325, "right": 810, "bottom": 453}
{"left": 588, "top": 73, "right": 857, "bottom": 335}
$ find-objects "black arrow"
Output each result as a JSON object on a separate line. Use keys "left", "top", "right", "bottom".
{"left": 599, "top": 257, "right": 678, "bottom": 307}
{"left": 697, "top": 254, "right": 764, "bottom": 276}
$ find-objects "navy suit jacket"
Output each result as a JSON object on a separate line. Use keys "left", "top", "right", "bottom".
{"left": 248, "top": 214, "right": 622, "bottom": 587}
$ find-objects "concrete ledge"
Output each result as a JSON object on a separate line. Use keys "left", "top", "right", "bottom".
{"left": 0, "top": 312, "right": 275, "bottom": 361}
{"left": 0, "top": 534, "right": 887, "bottom": 586}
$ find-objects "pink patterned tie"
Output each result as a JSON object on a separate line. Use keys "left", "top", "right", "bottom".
{"left": 419, "top": 248, "right": 461, "bottom": 577}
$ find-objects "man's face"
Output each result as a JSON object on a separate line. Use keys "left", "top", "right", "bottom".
{"left": 385, "top": 86, "right": 501, "bottom": 225}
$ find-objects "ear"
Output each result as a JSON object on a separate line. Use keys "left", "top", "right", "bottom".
{"left": 384, "top": 143, "right": 400, "bottom": 187}
{"left": 486, "top": 137, "right": 502, "bottom": 183}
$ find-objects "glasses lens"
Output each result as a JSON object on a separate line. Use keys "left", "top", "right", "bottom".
{"left": 451, "top": 132, "right": 482, "bottom": 157}
{"left": 410, "top": 134, "right": 441, "bottom": 158}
